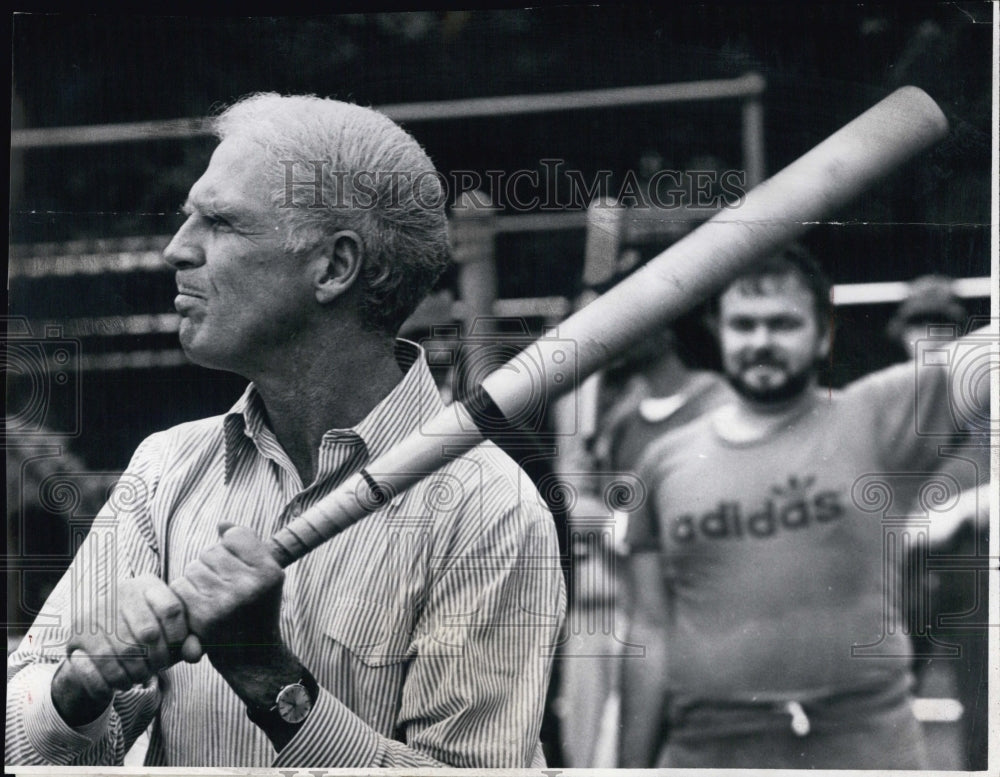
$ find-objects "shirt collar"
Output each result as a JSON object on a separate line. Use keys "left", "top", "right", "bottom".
{"left": 223, "top": 339, "right": 444, "bottom": 483}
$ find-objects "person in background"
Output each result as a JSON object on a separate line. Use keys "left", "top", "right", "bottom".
{"left": 619, "top": 246, "right": 989, "bottom": 769}
{"left": 886, "top": 274, "right": 989, "bottom": 770}
{"left": 886, "top": 274, "right": 968, "bottom": 360}
{"left": 556, "top": 326, "right": 734, "bottom": 765}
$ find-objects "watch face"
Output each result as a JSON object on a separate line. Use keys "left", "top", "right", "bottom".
{"left": 276, "top": 683, "right": 313, "bottom": 725}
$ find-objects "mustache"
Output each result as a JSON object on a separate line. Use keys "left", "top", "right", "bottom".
{"left": 736, "top": 350, "right": 787, "bottom": 369}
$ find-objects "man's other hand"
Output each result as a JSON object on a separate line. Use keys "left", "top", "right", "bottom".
{"left": 54, "top": 575, "right": 190, "bottom": 726}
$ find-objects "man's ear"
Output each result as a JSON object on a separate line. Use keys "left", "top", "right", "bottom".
{"left": 313, "top": 230, "right": 364, "bottom": 304}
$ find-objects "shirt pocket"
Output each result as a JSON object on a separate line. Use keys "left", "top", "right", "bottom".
{"left": 323, "top": 598, "right": 415, "bottom": 667}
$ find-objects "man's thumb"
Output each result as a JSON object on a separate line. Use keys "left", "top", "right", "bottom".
{"left": 180, "top": 633, "right": 204, "bottom": 664}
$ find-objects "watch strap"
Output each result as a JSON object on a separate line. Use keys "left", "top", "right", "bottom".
{"left": 245, "top": 669, "right": 320, "bottom": 749}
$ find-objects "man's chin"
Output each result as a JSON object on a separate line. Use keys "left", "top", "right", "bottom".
{"left": 727, "top": 370, "right": 812, "bottom": 404}
{"left": 178, "top": 338, "right": 250, "bottom": 377}
{"left": 178, "top": 336, "right": 221, "bottom": 371}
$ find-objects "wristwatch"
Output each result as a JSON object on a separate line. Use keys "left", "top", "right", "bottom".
{"left": 246, "top": 671, "right": 319, "bottom": 743}
{"left": 275, "top": 680, "right": 313, "bottom": 724}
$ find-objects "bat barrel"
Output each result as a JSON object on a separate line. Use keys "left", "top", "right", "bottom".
{"left": 481, "top": 86, "right": 948, "bottom": 422}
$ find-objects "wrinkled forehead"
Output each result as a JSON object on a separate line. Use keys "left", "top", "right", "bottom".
{"left": 186, "top": 137, "right": 275, "bottom": 212}
{"left": 720, "top": 272, "right": 819, "bottom": 318}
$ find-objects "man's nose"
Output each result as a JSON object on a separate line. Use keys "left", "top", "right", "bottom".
{"left": 748, "top": 323, "right": 773, "bottom": 349}
{"left": 163, "top": 218, "right": 205, "bottom": 270}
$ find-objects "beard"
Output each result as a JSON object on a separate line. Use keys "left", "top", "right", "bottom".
{"left": 725, "top": 355, "right": 816, "bottom": 404}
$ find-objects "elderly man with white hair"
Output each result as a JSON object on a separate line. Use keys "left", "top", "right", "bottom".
{"left": 6, "top": 94, "right": 565, "bottom": 768}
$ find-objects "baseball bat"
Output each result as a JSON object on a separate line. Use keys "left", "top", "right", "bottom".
{"left": 266, "top": 85, "right": 948, "bottom": 567}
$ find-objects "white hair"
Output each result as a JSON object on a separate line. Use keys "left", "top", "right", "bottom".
{"left": 213, "top": 93, "right": 450, "bottom": 334}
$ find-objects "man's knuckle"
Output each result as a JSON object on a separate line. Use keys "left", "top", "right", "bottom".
{"left": 198, "top": 546, "right": 219, "bottom": 565}
{"left": 185, "top": 560, "right": 208, "bottom": 581}
{"left": 162, "top": 599, "right": 185, "bottom": 620}
{"left": 132, "top": 573, "right": 158, "bottom": 589}
{"left": 136, "top": 624, "right": 161, "bottom": 644}
{"left": 96, "top": 658, "right": 126, "bottom": 683}
{"left": 228, "top": 526, "right": 254, "bottom": 541}
{"left": 170, "top": 576, "right": 192, "bottom": 597}
{"left": 120, "top": 644, "right": 146, "bottom": 662}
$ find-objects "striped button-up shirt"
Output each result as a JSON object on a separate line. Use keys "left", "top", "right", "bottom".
{"left": 6, "top": 341, "right": 566, "bottom": 768}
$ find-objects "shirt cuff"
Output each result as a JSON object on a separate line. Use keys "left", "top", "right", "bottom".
{"left": 19, "top": 664, "right": 112, "bottom": 762}
{"left": 72, "top": 704, "right": 114, "bottom": 741}
{"left": 271, "top": 687, "right": 380, "bottom": 768}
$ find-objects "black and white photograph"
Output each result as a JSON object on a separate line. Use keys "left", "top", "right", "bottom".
{"left": 6, "top": 4, "right": 996, "bottom": 772}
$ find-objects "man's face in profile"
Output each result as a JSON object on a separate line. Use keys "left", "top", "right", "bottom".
{"left": 163, "top": 137, "right": 314, "bottom": 375}
{"left": 717, "top": 272, "right": 829, "bottom": 404}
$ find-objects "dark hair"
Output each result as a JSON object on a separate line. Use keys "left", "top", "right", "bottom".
{"left": 715, "top": 243, "right": 833, "bottom": 332}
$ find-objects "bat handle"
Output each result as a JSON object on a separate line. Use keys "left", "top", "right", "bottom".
{"left": 265, "top": 401, "right": 489, "bottom": 568}
{"left": 266, "top": 470, "right": 375, "bottom": 567}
